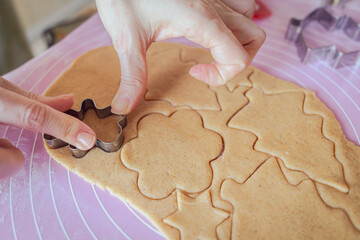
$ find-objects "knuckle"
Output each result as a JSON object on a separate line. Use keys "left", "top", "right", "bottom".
{"left": 112, "top": 35, "right": 131, "bottom": 55}
{"left": 25, "top": 91, "right": 39, "bottom": 101}
{"left": 112, "top": 27, "right": 145, "bottom": 57}
{"left": 207, "top": 16, "right": 223, "bottom": 30}
{"left": 121, "top": 75, "right": 145, "bottom": 93}
{"left": 61, "top": 118, "right": 80, "bottom": 139}
{"left": 191, "top": 0, "right": 218, "bottom": 21}
{"left": 22, "top": 102, "right": 47, "bottom": 130}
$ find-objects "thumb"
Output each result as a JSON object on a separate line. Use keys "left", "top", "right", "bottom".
{"left": 0, "top": 88, "right": 96, "bottom": 151}
{"left": 0, "top": 139, "right": 25, "bottom": 180}
{"left": 111, "top": 43, "right": 148, "bottom": 115}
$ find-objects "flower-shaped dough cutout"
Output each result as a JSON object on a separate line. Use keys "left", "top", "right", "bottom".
{"left": 164, "top": 191, "right": 229, "bottom": 240}
{"left": 121, "top": 110, "right": 223, "bottom": 199}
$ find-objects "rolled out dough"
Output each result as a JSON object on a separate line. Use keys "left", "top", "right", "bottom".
{"left": 44, "top": 42, "right": 360, "bottom": 239}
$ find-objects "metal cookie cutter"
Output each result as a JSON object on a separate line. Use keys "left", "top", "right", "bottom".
{"left": 44, "top": 99, "right": 127, "bottom": 158}
{"left": 321, "top": 0, "right": 350, "bottom": 7}
{"left": 285, "top": 7, "right": 360, "bottom": 68}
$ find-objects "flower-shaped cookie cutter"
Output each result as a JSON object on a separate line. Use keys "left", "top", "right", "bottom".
{"left": 43, "top": 98, "right": 127, "bottom": 158}
{"left": 285, "top": 7, "right": 360, "bottom": 68}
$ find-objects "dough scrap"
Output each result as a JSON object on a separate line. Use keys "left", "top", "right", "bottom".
{"left": 277, "top": 158, "right": 309, "bottom": 185}
{"left": 221, "top": 158, "right": 360, "bottom": 240}
{"left": 316, "top": 146, "right": 360, "bottom": 231}
{"left": 198, "top": 83, "right": 270, "bottom": 214}
{"left": 146, "top": 47, "right": 220, "bottom": 110}
{"left": 216, "top": 218, "right": 232, "bottom": 240}
{"left": 224, "top": 67, "right": 253, "bottom": 92}
{"left": 164, "top": 191, "right": 229, "bottom": 240}
{"left": 43, "top": 42, "right": 360, "bottom": 239}
{"left": 45, "top": 46, "right": 121, "bottom": 110}
{"left": 121, "top": 110, "right": 223, "bottom": 199}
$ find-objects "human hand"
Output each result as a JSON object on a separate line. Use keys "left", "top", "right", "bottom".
{"left": 96, "top": 0, "right": 265, "bottom": 114}
{"left": 0, "top": 76, "right": 96, "bottom": 180}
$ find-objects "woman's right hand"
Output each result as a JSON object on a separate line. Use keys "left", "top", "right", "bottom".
{"left": 96, "top": 0, "right": 266, "bottom": 115}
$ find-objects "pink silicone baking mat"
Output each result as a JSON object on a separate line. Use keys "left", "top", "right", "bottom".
{"left": 1, "top": 0, "right": 359, "bottom": 239}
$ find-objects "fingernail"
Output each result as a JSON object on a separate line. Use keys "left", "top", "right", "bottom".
{"left": 112, "top": 96, "right": 130, "bottom": 114}
{"left": 76, "top": 132, "right": 96, "bottom": 150}
{"left": 58, "top": 93, "right": 74, "bottom": 99}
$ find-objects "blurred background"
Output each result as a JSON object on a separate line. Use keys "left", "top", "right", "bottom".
{"left": 0, "top": 0, "right": 96, "bottom": 75}
{"left": 0, "top": 0, "right": 352, "bottom": 75}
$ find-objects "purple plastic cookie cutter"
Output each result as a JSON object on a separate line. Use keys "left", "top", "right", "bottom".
{"left": 285, "top": 7, "right": 360, "bottom": 68}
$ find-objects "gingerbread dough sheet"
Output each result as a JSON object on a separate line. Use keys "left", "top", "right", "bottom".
{"left": 44, "top": 42, "right": 360, "bottom": 239}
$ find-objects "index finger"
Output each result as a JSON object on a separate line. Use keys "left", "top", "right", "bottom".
{"left": 0, "top": 88, "right": 96, "bottom": 151}
{"left": 176, "top": 2, "right": 250, "bottom": 85}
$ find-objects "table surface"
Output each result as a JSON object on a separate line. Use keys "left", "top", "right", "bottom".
{"left": 1, "top": 0, "right": 360, "bottom": 239}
